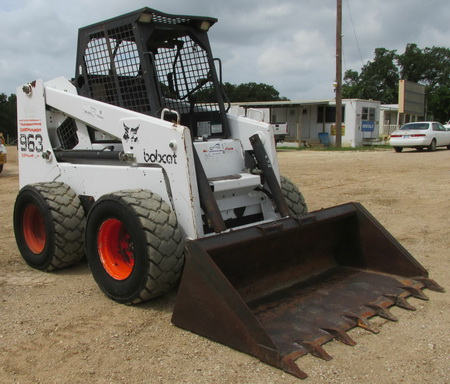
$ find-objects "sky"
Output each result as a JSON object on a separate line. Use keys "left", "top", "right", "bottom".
{"left": 0, "top": 0, "right": 449, "bottom": 101}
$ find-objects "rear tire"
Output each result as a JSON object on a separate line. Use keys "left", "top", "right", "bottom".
{"left": 85, "top": 189, "right": 184, "bottom": 304}
{"left": 280, "top": 175, "right": 308, "bottom": 215}
{"left": 394, "top": 147, "right": 403, "bottom": 152}
{"left": 428, "top": 139, "right": 436, "bottom": 152}
{"left": 13, "top": 182, "right": 86, "bottom": 271}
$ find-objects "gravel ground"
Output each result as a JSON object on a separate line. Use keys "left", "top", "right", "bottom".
{"left": 1, "top": 145, "right": 449, "bottom": 384}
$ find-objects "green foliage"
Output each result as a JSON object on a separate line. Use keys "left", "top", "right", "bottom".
{"left": 397, "top": 43, "right": 428, "bottom": 83}
{"left": 343, "top": 44, "right": 450, "bottom": 121}
{"left": 343, "top": 48, "right": 399, "bottom": 103}
{"left": 226, "top": 82, "right": 288, "bottom": 102}
{"left": 195, "top": 82, "right": 288, "bottom": 103}
{"left": 0, "top": 93, "right": 17, "bottom": 141}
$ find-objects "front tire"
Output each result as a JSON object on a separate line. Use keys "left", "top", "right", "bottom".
{"left": 13, "top": 182, "right": 86, "bottom": 271}
{"left": 85, "top": 189, "right": 184, "bottom": 304}
{"left": 280, "top": 175, "right": 308, "bottom": 215}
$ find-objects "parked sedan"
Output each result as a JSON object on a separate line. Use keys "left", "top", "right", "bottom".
{"left": 389, "top": 121, "right": 450, "bottom": 152}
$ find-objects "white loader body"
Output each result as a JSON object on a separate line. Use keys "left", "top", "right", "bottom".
{"left": 17, "top": 77, "right": 281, "bottom": 240}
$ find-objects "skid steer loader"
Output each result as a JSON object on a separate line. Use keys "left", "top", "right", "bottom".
{"left": 14, "top": 8, "right": 443, "bottom": 379}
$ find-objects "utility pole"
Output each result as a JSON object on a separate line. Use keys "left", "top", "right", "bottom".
{"left": 335, "top": 0, "right": 342, "bottom": 148}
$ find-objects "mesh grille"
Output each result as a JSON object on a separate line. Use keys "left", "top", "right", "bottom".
{"left": 155, "top": 35, "right": 218, "bottom": 114}
{"left": 79, "top": 13, "right": 225, "bottom": 136}
{"left": 83, "top": 24, "right": 151, "bottom": 113}
{"left": 57, "top": 118, "right": 79, "bottom": 149}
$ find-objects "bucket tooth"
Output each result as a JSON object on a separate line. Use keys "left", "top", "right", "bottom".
{"left": 297, "top": 341, "right": 333, "bottom": 361}
{"left": 413, "top": 277, "right": 445, "bottom": 292}
{"left": 321, "top": 328, "right": 357, "bottom": 346}
{"left": 383, "top": 294, "right": 417, "bottom": 311}
{"left": 343, "top": 313, "right": 380, "bottom": 334}
{"left": 402, "top": 285, "right": 429, "bottom": 300}
{"left": 280, "top": 357, "right": 308, "bottom": 379}
{"left": 365, "top": 304, "right": 398, "bottom": 322}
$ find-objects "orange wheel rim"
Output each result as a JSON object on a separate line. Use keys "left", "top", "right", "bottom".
{"left": 98, "top": 218, "right": 135, "bottom": 280}
{"left": 22, "top": 204, "right": 46, "bottom": 254}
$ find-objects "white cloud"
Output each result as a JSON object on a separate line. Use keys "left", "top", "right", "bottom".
{"left": 0, "top": 0, "right": 449, "bottom": 101}
{"left": 257, "top": 30, "right": 330, "bottom": 74}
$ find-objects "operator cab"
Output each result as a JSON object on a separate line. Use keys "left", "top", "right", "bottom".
{"left": 75, "top": 7, "right": 230, "bottom": 140}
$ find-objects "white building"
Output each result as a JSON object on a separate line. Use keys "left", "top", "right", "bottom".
{"left": 231, "top": 99, "right": 381, "bottom": 147}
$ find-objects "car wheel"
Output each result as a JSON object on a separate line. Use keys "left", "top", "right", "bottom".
{"left": 428, "top": 139, "right": 436, "bottom": 152}
{"left": 85, "top": 189, "right": 184, "bottom": 304}
{"left": 394, "top": 147, "right": 403, "bottom": 153}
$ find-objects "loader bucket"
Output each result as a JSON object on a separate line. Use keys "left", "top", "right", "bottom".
{"left": 172, "top": 202, "right": 444, "bottom": 379}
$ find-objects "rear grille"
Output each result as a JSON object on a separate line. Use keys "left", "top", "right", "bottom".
{"left": 57, "top": 118, "right": 79, "bottom": 149}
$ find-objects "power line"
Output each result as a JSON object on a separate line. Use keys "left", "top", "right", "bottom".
{"left": 345, "top": 0, "right": 364, "bottom": 67}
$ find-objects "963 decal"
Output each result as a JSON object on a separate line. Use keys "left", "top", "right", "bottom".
{"left": 20, "top": 133, "right": 44, "bottom": 153}
{"left": 19, "top": 119, "right": 44, "bottom": 158}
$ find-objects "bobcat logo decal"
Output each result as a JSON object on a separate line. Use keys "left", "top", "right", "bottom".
{"left": 123, "top": 123, "right": 140, "bottom": 149}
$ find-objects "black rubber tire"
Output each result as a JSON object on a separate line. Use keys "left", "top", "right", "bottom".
{"left": 428, "top": 139, "right": 436, "bottom": 152}
{"left": 0, "top": 164, "right": 3, "bottom": 173}
{"left": 280, "top": 175, "right": 308, "bottom": 215}
{"left": 85, "top": 189, "right": 184, "bottom": 304}
{"left": 13, "top": 182, "right": 86, "bottom": 271}
{"left": 394, "top": 147, "right": 403, "bottom": 153}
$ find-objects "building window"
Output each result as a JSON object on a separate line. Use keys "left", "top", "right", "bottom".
{"left": 317, "top": 105, "right": 345, "bottom": 123}
{"left": 362, "top": 107, "right": 375, "bottom": 121}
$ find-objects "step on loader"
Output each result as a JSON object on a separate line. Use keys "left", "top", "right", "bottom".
{"left": 14, "top": 8, "right": 443, "bottom": 379}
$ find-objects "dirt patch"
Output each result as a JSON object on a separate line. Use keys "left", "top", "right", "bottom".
{"left": 1, "top": 146, "right": 449, "bottom": 384}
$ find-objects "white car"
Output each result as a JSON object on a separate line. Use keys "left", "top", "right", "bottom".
{"left": 389, "top": 121, "right": 450, "bottom": 152}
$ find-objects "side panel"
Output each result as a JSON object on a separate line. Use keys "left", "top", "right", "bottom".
{"left": 57, "top": 164, "right": 168, "bottom": 201}
{"left": 227, "top": 114, "right": 281, "bottom": 179}
{"left": 17, "top": 80, "right": 59, "bottom": 188}
{"left": 17, "top": 78, "right": 203, "bottom": 240}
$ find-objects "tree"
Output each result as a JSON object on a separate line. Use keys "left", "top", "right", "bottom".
{"left": 0, "top": 93, "right": 17, "bottom": 141}
{"left": 342, "top": 48, "right": 399, "bottom": 103}
{"left": 343, "top": 44, "right": 450, "bottom": 122}
{"left": 195, "top": 82, "right": 288, "bottom": 103}
{"left": 398, "top": 44, "right": 450, "bottom": 121}
{"left": 227, "top": 82, "right": 288, "bottom": 102}
{"left": 397, "top": 43, "right": 428, "bottom": 83}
